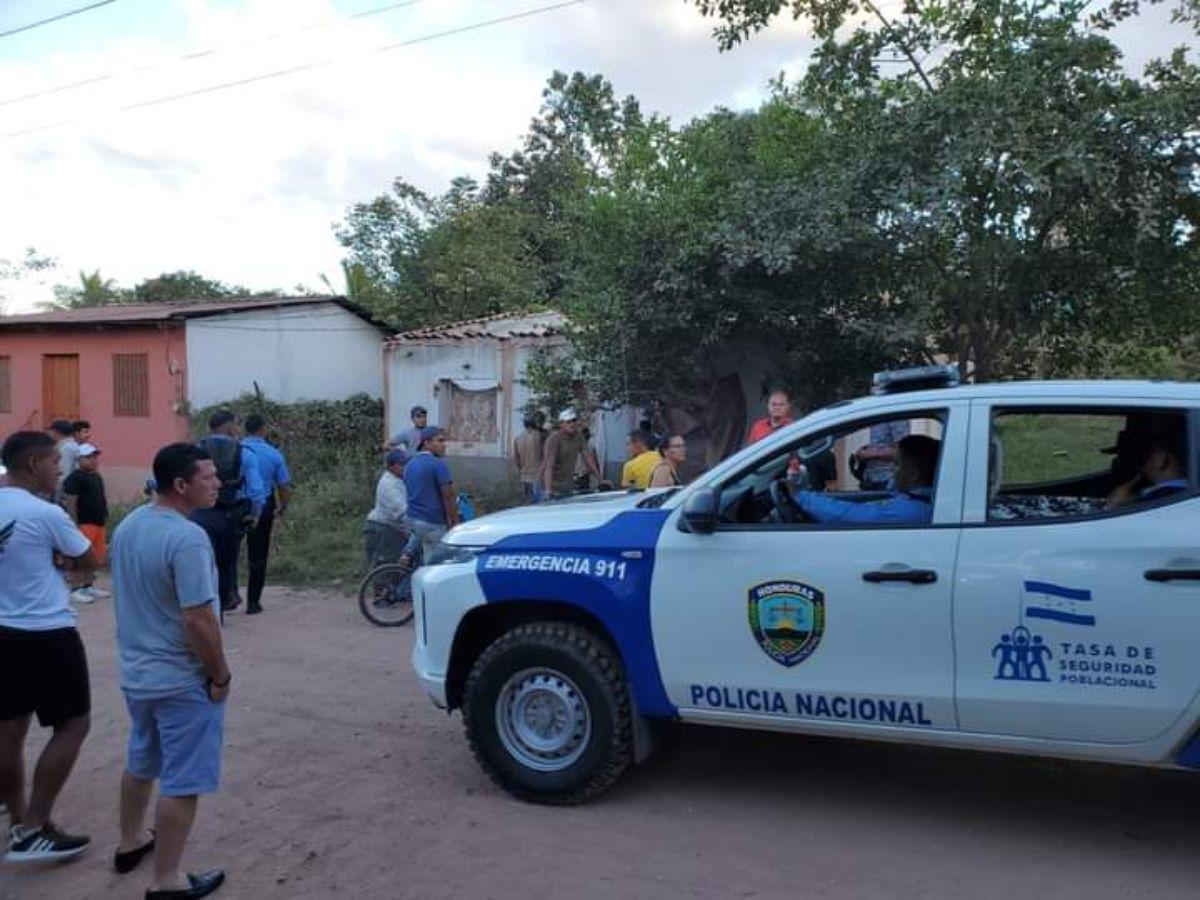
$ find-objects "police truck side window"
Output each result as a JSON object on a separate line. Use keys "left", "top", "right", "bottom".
{"left": 987, "top": 408, "right": 1191, "bottom": 521}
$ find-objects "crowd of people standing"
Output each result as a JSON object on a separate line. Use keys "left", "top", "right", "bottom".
{"left": 0, "top": 408, "right": 294, "bottom": 899}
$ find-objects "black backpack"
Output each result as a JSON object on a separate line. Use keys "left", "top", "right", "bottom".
{"left": 199, "top": 437, "right": 245, "bottom": 510}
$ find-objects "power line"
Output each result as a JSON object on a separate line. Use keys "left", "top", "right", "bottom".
{"left": 0, "top": 0, "right": 117, "bottom": 40}
{"left": 5, "top": 0, "right": 586, "bottom": 136}
{"left": 1, "top": 0, "right": 426, "bottom": 108}
{"left": 124, "top": 0, "right": 586, "bottom": 112}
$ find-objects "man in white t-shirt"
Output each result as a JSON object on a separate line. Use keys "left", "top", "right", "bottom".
{"left": 48, "top": 420, "right": 79, "bottom": 495}
{"left": 0, "top": 430, "right": 97, "bottom": 863}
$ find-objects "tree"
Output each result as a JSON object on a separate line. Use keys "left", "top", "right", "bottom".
{"left": 336, "top": 176, "right": 547, "bottom": 329}
{"left": 0, "top": 248, "right": 55, "bottom": 313}
{"left": 47, "top": 269, "right": 120, "bottom": 310}
{"left": 131, "top": 270, "right": 245, "bottom": 303}
{"left": 689, "top": 0, "right": 1200, "bottom": 379}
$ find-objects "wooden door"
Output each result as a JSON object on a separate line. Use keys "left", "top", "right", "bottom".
{"left": 42, "top": 354, "right": 80, "bottom": 426}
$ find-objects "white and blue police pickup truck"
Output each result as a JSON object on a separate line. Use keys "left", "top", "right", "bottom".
{"left": 412, "top": 368, "right": 1200, "bottom": 804}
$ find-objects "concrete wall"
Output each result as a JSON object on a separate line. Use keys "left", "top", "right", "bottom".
{"left": 0, "top": 325, "right": 190, "bottom": 502}
{"left": 185, "top": 303, "right": 384, "bottom": 408}
{"left": 385, "top": 338, "right": 563, "bottom": 460}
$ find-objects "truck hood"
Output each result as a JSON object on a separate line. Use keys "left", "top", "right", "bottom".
{"left": 447, "top": 489, "right": 674, "bottom": 546}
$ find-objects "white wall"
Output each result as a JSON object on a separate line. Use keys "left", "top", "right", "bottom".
{"left": 185, "top": 303, "right": 384, "bottom": 408}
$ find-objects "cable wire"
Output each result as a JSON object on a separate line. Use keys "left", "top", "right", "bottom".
{"left": 0, "top": 0, "right": 116, "bottom": 40}
{"left": 1, "top": 0, "right": 425, "bottom": 108}
{"left": 5, "top": 0, "right": 586, "bottom": 137}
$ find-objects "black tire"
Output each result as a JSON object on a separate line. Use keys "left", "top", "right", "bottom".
{"left": 463, "top": 621, "right": 633, "bottom": 805}
{"left": 357, "top": 563, "right": 414, "bottom": 627}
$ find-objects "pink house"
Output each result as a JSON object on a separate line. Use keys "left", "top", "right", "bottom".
{"left": 0, "top": 297, "right": 387, "bottom": 500}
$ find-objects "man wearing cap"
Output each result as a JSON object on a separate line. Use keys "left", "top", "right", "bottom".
{"left": 389, "top": 406, "right": 429, "bottom": 454}
{"left": 62, "top": 444, "right": 110, "bottom": 604}
{"left": 403, "top": 427, "right": 460, "bottom": 560}
{"left": 365, "top": 449, "right": 415, "bottom": 568}
{"left": 542, "top": 409, "right": 600, "bottom": 500}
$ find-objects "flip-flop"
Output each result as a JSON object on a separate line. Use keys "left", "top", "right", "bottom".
{"left": 114, "top": 829, "right": 156, "bottom": 874}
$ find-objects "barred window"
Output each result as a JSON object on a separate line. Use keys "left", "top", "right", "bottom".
{"left": 113, "top": 353, "right": 149, "bottom": 417}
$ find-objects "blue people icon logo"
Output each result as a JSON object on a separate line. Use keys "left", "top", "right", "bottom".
{"left": 993, "top": 625, "right": 1052, "bottom": 682}
{"left": 748, "top": 580, "right": 825, "bottom": 667}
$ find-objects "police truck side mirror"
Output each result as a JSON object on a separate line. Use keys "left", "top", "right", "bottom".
{"left": 681, "top": 488, "right": 718, "bottom": 534}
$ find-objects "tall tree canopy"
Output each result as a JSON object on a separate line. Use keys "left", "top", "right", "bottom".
{"left": 339, "top": 0, "right": 1197, "bottom": 424}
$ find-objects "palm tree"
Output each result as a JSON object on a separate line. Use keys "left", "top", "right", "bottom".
{"left": 41, "top": 269, "right": 120, "bottom": 310}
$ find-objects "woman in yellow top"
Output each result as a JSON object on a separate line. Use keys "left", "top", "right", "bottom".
{"left": 649, "top": 434, "right": 686, "bottom": 488}
{"left": 620, "top": 430, "right": 661, "bottom": 489}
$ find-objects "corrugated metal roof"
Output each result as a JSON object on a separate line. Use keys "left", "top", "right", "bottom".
{"left": 0, "top": 295, "right": 388, "bottom": 330}
{"left": 385, "top": 310, "right": 565, "bottom": 346}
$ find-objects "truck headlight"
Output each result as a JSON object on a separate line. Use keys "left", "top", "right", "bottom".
{"left": 424, "top": 543, "right": 486, "bottom": 566}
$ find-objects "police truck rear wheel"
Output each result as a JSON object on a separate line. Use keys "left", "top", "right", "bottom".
{"left": 463, "top": 622, "right": 632, "bottom": 805}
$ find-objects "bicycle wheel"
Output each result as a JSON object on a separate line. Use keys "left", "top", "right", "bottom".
{"left": 358, "top": 563, "right": 415, "bottom": 627}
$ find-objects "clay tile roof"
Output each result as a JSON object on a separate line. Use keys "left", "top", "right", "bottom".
{"left": 385, "top": 310, "right": 565, "bottom": 346}
{"left": 0, "top": 295, "right": 388, "bottom": 330}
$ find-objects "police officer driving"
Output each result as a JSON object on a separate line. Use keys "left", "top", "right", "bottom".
{"left": 778, "top": 434, "right": 941, "bottom": 525}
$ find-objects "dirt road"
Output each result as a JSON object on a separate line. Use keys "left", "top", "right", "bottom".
{"left": 2, "top": 587, "right": 1197, "bottom": 900}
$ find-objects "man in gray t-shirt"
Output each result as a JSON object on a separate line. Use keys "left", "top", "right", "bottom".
{"left": 388, "top": 405, "right": 429, "bottom": 453}
{"left": 109, "top": 442, "right": 231, "bottom": 898}
{"left": 112, "top": 504, "right": 220, "bottom": 695}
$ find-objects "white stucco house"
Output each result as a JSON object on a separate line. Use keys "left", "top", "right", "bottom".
{"left": 181, "top": 296, "right": 387, "bottom": 408}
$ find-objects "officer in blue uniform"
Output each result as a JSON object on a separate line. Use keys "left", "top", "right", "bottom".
{"left": 789, "top": 435, "right": 941, "bottom": 525}
{"left": 242, "top": 414, "right": 293, "bottom": 615}
{"left": 191, "top": 410, "right": 265, "bottom": 616}
{"left": 1109, "top": 416, "right": 1188, "bottom": 508}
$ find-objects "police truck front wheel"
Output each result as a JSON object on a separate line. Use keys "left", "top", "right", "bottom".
{"left": 462, "top": 622, "right": 633, "bottom": 805}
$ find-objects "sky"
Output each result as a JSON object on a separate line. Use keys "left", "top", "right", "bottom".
{"left": 0, "top": 0, "right": 1193, "bottom": 312}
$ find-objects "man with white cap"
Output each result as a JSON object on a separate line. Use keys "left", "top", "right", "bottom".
{"left": 542, "top": 409, "right": 600, "bottom": 500}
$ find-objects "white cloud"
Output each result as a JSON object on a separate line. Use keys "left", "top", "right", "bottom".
{"left": 0, "top": 0, "right": 1191, "bottom": 312}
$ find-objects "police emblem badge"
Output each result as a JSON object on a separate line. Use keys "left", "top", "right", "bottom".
{"left": 748, "top": 580, "right": 825, "bottom": 667}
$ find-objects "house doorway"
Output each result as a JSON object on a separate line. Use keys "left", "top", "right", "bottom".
{"left": 42, "top": 354, "right": 80, "bottom": 426}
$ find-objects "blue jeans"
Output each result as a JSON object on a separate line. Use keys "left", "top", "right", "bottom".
{"left": 409, "top": 519, "right": 447, "bottom": 562}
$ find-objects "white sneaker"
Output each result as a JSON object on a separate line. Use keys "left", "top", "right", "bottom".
{"left": 88, "top": 586, "right": 111, "bottom": 599}
{"left": 70, "top": 588, "right": 96, "bottom": 604}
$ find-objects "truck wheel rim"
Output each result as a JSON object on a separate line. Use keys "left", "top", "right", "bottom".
{"left": 495, "top": 668, "right": 591, "bottom": 772}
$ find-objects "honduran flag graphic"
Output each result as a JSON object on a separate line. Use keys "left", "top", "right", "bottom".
{"left": 1023, "top": 580, "right": 1095, "bottom": 627}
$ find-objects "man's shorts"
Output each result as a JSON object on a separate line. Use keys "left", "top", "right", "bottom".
{"left": 79, "top": 523, "right": 107, "bottom": 566}
{"left": 124, "top": 683, "right": 226, "bottom": 797}
{"left": 0, "top": 625, "right": 91, "bottom": 727}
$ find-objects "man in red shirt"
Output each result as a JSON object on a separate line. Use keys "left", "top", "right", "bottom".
{"left": 746, "top": 390, "right": 795, "bottom": 445}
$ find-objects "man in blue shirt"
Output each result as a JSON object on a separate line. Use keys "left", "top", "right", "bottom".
{"left": 1108, "top": 416, "right": 1188, "bottom": 508}
{"left": 241, "top": 415, "right": 293, "bottom": 616}
{"left": 403, "top": 427, "right": 460, "bottom": 561}
{"left": 790, "top": 435, "right": 941, "bottom": 525}
{"left": 190, "top": 410, "right": 265, "bottom": 616}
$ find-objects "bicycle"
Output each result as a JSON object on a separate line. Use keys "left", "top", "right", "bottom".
{"left": 357, "top": 559, "right": 415, "bottom": 627}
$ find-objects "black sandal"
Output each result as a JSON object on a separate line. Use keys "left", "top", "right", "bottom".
{"left": 114, "top": 829, "right": 156, "bottom": 874}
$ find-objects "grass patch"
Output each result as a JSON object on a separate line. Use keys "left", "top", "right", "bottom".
{"left": 994, "top": 413, "right": 1122, "bottom": 485}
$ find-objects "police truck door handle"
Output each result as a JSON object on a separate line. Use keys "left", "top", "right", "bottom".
{"left": 1144, "top": 568, "right": 1200, "bottom": 582}
{"left": 862, "top": 569, "right": 937, "bottom": 585}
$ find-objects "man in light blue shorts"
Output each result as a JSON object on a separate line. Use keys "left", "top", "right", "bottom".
{"left": 110, "top": 443, "right": 231, "bottom": 900}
